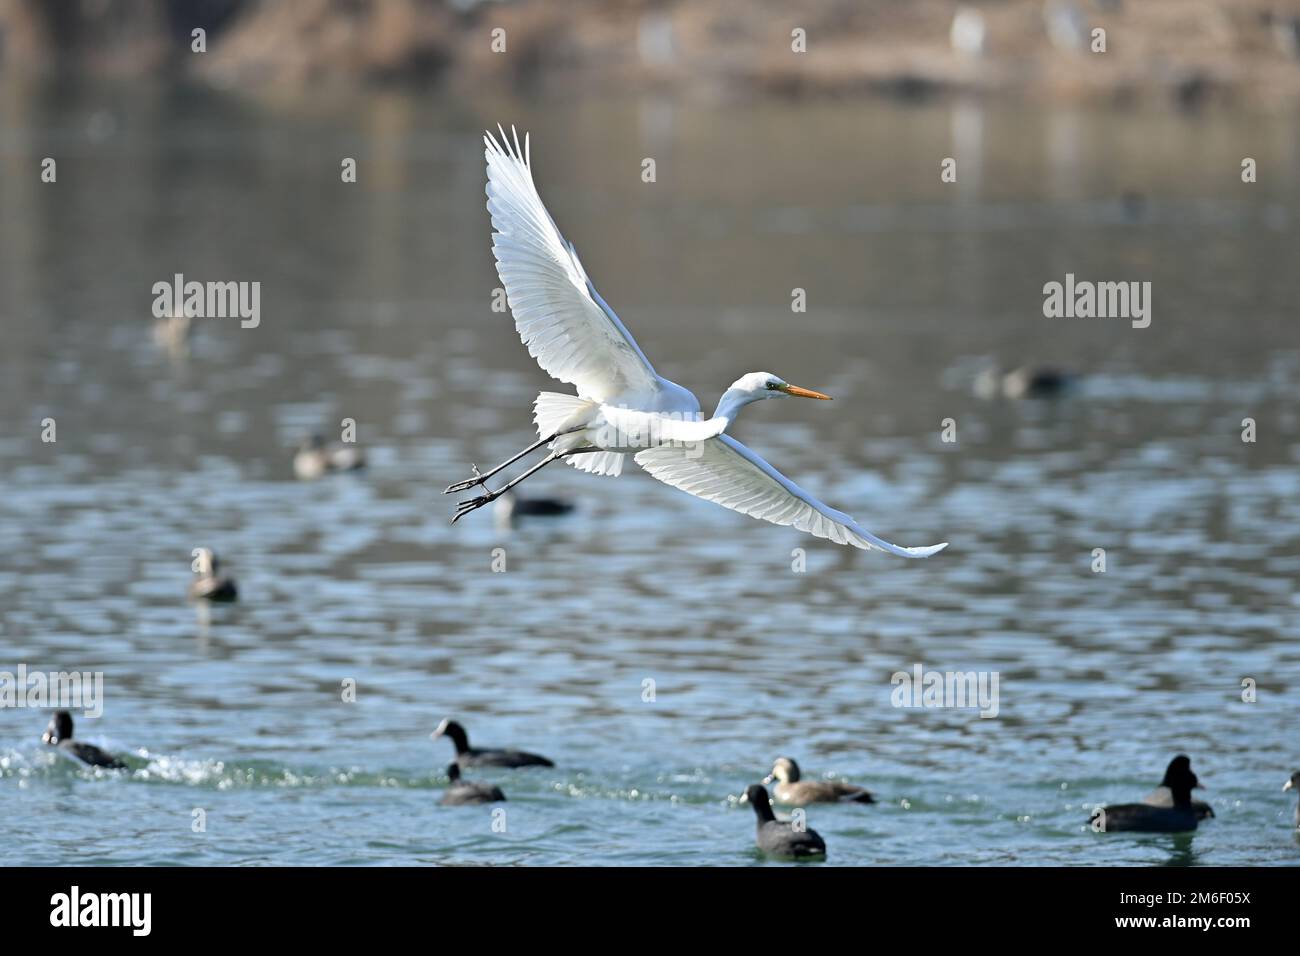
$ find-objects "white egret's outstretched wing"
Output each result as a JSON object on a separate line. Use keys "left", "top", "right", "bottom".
{"left": 634, "top": 435, "right": 948, "bottom": 558}
{"left": 485, "top": 127, "right": 658, "bottom": 404}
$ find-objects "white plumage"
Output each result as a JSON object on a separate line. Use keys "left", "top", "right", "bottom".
{"left": 450, "top": 126, "right": 948, "bottom": 559}
{"left": 636, "top": 436, "right": 947, "bottom": 558}
{"left": 485, "top": 128, "right": 659, "bottom": 404}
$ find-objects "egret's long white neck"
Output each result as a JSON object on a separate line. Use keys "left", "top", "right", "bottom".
{"left": 710, "top": 386, "right": 765, "bottom": 430}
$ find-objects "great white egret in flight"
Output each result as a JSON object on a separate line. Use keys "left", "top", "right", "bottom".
{"left": 446, "top": 127, "right": 948, "bottom": 558}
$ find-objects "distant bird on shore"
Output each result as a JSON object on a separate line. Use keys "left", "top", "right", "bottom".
{"left": 763, "top": 757, "right": 874, "bottom": 805}
{"left": 1284, "top": 771, "right": 1300, "bottom": 827}
{"left": 188, "top": 547, "right": 238, "bottom": 602}
{"left": 950, "top": 7, "right": 987, "bottom": 57}
{"left": 444, "top": 127, "right": 947, "bottom": 559}
{"left": 431, "top": 718, "right": 554, "bottom": 769}
{"left": 1271, "top": 14, "right": 1300, "bottom": 58}
{"left": 42, "top": 711, "right": 127, "bottom": 769}
{"left": 1044, "top": 0, "right": 1088, "bottom": 52}
{"left": 744, "top": 784, "right": 827, "bottom": 859}
{"left": 441, "top": 763, "right": 506, "bottom": 805}
{"left": 1090, "top": 755, "right": 1206, "bottom": 833}
{"left": 294, "top": 434, "right": 366, "bottom": 480}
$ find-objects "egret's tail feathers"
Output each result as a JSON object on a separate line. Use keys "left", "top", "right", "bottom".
{"left": 532, "top": 392, "right": 625, "bottom": 477}
{"left": 533, "top": 392, "right": 595, "bottom": 441}
{"left": 568, "top": 450, "right": 625, "bottom": 477}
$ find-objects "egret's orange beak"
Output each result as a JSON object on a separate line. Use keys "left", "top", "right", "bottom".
{"left": 780, "top": 383, "right": 832, "bottom": 400}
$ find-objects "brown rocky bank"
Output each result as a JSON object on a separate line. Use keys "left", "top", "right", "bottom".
{"left": 2, "top": 0, "right": 1300, "bottom": 107}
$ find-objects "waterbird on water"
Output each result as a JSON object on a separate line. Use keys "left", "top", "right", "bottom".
{"left": 294, "top": 433, "right": 366, "bottom": 480}
{"left": 431, "top": 718, "right": 554, "bottom": 769}
{"left": 42, "top": 711, "right": 127, "bottom": 769}
{"left": 973, "top": 363, "right": 1078, "bottom": 400}
{"left": 763, "top": 757, "right": 875, "bottom": 805}
{"left": 152, "top": 308, "right": 191, "bottom": 359}
{"left": 441, "top": 763, "right": 506, "bottom": 805}
{"left": 187, "top": 547, "right": 238, "bottom": 602}
{"left": 1284, "top": 771, "right": 1300, "bottom": 828}
{"left": 1090, "top": 755, "right": 1206, "bottom": 833}
{"left": 949, "top": 7, "right": 987, "bottom": 57}
{"left": 494, "top": 489, "right": 575, "bottom": 530}
{"left": 445, "top": 128, "right": 947, "bottom": 559}
{"left": 743, "top": 784, "right": 827, "bottom": 860}
{"left": 1143, "top": 758, "right": 1214, "bottom": 820}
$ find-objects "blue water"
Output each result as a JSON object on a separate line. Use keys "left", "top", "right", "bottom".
{"left": 1, "top": 87, "right": 1298, "bottom": 865}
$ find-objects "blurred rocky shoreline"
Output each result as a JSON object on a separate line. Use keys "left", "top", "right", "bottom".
{"left": 3, "top": 0, "right": 1300, "bottom": 107}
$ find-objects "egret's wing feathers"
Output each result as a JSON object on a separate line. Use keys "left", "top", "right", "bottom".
{"left": 485, "top": 127, "right": 658, "bottom": 403}
{"left": 634, "top": 435, "right": 948, "bottom": 558}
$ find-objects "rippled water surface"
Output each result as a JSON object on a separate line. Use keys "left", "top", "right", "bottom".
{"left": 1, "top": 84, "right": 1298, "bottom": 865}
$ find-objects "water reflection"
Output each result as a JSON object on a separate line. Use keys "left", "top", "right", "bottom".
{"left": 0, "top": 81, "right": 1297, "bottom": 865}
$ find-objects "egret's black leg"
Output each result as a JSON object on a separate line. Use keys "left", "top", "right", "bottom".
{"left": 444, "top": 433, "right": 556, "bottom": 494}
{"left": 451, "top": 449, "right": 597, "bottom": 524}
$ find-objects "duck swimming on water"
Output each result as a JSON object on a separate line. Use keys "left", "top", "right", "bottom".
{"left": 743, "top": 784, "right": 826, "bottom": 860}
{"left": 763, "top": 757, "right": 874, "bottom": 805}
{"left": 493, "top": 490, "right": 575, "bottom": 530}
{"left": 1143, "top": 757, "right": 1214, "bottom": 820}
{"left": 152, "top": 308, "right": 191, "bottom": 359}
{"left": 187, "top": 547, "right": 238, "bottom": 602}
{"left": 1090, "top": 755, "right": 1206, "bottom": 833}
{"left": 973, "top": 363, "right": 1078, "bottom": 400}
{"left": 1284, "top": 771, "right": 1300, "bottom": 828}
{"left": 440, "top": 763, "right": 506, "bottom": 805}
{"left": 42, "top": 711, "right": 126, "bottom": 769}
{"left": 294, "top": 434, "right": 366, "bottom": 480}
{"left": 431, "top": 718, "right": 554, "bottom": 769}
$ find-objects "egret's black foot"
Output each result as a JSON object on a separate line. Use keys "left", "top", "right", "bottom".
{"left": 451, "top": 491, "right": 498, "bottom": 524}
{"left": 445, "top": 464, "right": 486, "bottom": 495}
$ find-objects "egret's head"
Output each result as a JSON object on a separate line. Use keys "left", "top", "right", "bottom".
{"left": 763, "top": 756, "right": 800, "bottom": 785}
{"left": 730, "top": 372, "right": 832, "bottom": 402}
